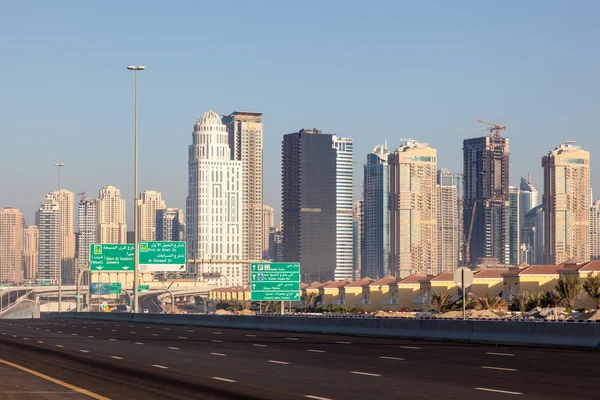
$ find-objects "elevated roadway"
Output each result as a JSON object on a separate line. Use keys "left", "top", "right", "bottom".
{"left": 1, "top": 317, "right": 599, "bottom": 399}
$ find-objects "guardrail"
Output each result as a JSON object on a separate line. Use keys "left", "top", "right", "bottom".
{"left": 43, "top": 312, "right": 600, "bottom": 349}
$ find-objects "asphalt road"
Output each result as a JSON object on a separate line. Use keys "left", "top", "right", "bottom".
{"left": 139, "top": 293, "right": 163, "bottom": 313}
{"left": 1, "top": 318, "right": 599, "bottom": 400}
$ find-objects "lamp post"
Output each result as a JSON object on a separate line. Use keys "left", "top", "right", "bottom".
{"left": 54, "top": 163, "right": 65, "bottom": 312}
{"left": 127, "top": 65, "right": 145, "bottom": 313}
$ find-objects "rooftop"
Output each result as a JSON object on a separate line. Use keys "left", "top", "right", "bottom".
{"left": 346, "top": 277, "right": 374, "bottom": 288}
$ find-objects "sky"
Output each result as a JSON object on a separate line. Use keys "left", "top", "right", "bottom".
{"left": 1, "top": 0, "right": 599, "bottom": 227}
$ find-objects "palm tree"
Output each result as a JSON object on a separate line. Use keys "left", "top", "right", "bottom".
{"left": 526, "top": 291, "right": 543, "bottom": 311}
{"left": 556, "top": 274, "right": 583, "bottom": 310}
{"left": 429, "top": 292, "right": 452, "bottom": 313}
{"left": 475, "top": 294, "right": 506, "bottom": 310}
{"left": 302, "top": 292, "right": 319, "bottom": 312}
{"left": 541, "top": 290, "right": 562, "bottom": 308}
{"left": 583, "top": 273, "right": 600, "bottom": 309}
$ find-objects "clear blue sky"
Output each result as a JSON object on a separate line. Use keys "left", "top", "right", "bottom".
{"left": 1, "top": 0, "right": 599, "bottom": 227}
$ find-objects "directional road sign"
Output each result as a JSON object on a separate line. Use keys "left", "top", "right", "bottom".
{"left": 250, "top": 262, "right": 301, "bottom": 301}
{"left": 90, "top": 282, "right": 122, "bottom": 295}
{"left": 138, "top": 285, "right": 150, "bottom": 293}
{"left": 90, "top": 244, "right": 134, "bottom": 272}
{"left": 138, "top": 241, "right": 187, "bottom": 272}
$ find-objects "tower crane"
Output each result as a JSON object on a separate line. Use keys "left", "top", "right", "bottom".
{"left": 77, "top": 191, "right": 86, "bottom": 200}
{"left": 473, "top": 118, "right": 507, "bottom": 136}
{"left": 463, "top": 202, "right": 477, "bottom": 266}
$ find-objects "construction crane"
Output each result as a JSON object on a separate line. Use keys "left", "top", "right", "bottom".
{"left": 77, "top": 191, "right": 86, "bottom": 200}
{"left": 452, "top": 118, "right": 507, "bottom": 137}
{"left": 463, "top": 202, "right": 477, "bottom": 266}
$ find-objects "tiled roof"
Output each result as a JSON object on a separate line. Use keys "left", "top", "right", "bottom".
{"left": 429, "top": 271, "right": 455, "bottom": 282}
{"left": 578, "top": 260, "right": 600, "bottom": 271}
{"left": 399, "top": 274, "right": 426, "bottom": 284}
{"left": 323, "top": 280, "right": 352, "bottom": 289}
{"left": 306, "top": 281, "right": 333, "bottom": 290}
{"left": 369, "top": 275, "right": 397, "bottom": 287}
{"left": 474, "top": 269, "right": 510, "bottom": 279}
{"left": 301, "top": 283, "right": 310, "bottom": 290}
{"left": 346, "top": 277, "right": 374, "bottom": 288}
{"left": 517, "top": 265, "right": 562, "bottom": 275}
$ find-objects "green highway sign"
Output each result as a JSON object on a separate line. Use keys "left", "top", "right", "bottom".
{"left": 138, "top": 285, "right": 150, "bottom": 293}
{"left": 109, "top": 283, "right": 122, "bottom": 294}
{"left": 138, "top": 241, "right": 187, "bottom": 272}
{"left": 250, "top": 262, "right": 300, "bottom": 301}
{"left": 90, "top": 244, "right": 134, "bottom": 272}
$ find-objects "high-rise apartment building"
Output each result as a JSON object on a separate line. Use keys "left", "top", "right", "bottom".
{"left": 591, "top": 199, "right": 600, "bottom": 260}
{"left": 282, "top": 129, "right": 353, "bottom": 282}
{"left": 36, "top": 195, "right": 59, "bottom": 283}
{"left": 542, "top": 142, "right": 591, "bottom": 264}
{"left": 437, "top": 169, "right": 459, "bottom": 273}
{"left": 463, "top": 134, "right": 510, "bottom": 265}
{"left": 138, "top": 190, "right": 166, "bottom": 241}
{"left": 97, "top": 186, "right": 127, "bottom": 244}
{"left": 389, "top": 141, "right": 438, "bottom": 277}
{"left": 156, "top": 208, "right": 185, "bottom": 242}
{"left": 519, "top": 175, "right": 539, "bottom": 225}
{"left": 23, "top": 225, "right": 39, "bottom": 280}
{"left": 352, "top": 200, "right": 363, "bottom": 279}
{"left": 224, "top": 111, "right": 263, "bottom": 262}
{"left": 0, "top": 207, "right": 24, "bottom": 283}
{"left": 509, "top": 186, "right": 520, "bottom": 265}
{"left": 77, "top": 195, "right": 97, "bottom": 272}
{"left": 262, "top": 205, "right": 274, "bottom": 260}
{"left": 362, "top": 144, "right": 390, "bottom": 279}
{"left": 269, "top": 227, "right": 283, "bottom": 263}
{"left": 49, "top": 190, "right": 76, "bottom": 284}
{"left": 187, "top": 111, "right": 244, "bottom": 286}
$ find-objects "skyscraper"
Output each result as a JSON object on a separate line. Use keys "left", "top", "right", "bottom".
{"left": 362, "top": 144, "right": 390, "bottom": 279}
{"left": 49, "top": 190, "right": 76, "bottom": 284}
{"left": 0, "top": 207, "right": 24, "bottom": 283}
{"left": 224, "top": 111, "right": 263, "bottom": 262}
{"left": 437, "top": 169, "right": 459, "bottom": 273}
{"left": 509, "top": 186, "right": 520, "bottom": 265}
{"left": 282, "top": 129, "right": 354, "bottom": 281}
{"left": 187, "top": 110, "right": 243, "bottom": 286}
{"left": 463, "top": 134, "right": 510, "bottom": 265}
{"left": 77, "top": 194, "right": 97, "bottom": 272}
{"left": 519, "top": 175, "right": 539, "bottom": 225}
{"left": 542, "top": 142, "right": 591, "bottom": 264}
{"left": 352, "top": 200, "right": 363, "bottom": 280}
{"left": 262, "top": 205, "right": 274, "bottom": 260}
{"left": 156, "top": 208, "right": 185, "bottom": 242}
{"left": 36, "top": 195, "right": 59, "bottom": 283}
{"left": 97, "top": 186, "right": 127, "bottom": 244}
{"left": 138, "top": 190, "right": 166, "bottom": 241}
{"left": 591, "top": 199, "right": 600, "bottom": 260}
{"left": 23, "top": 225, "right": 39, "bottom": 281}
{"left": 389, "top": 141, "right": 438, "bottom": 277}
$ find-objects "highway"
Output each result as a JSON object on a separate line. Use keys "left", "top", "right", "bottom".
{"left": 0, "top": 290, "right": 31, "bottom": 313}
{"left": 1, "top": 318, "right": 599, "bottom": 399}
{"left": 139, "top": 293, "right": 163, "bottom": 314}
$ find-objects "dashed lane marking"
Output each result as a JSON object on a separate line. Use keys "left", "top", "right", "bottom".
{"left": 210, "top": 353, "right": 227, "bottom": 356}
{"left": 481, "top": 366, "right": 518, "bottom": 372}
{"left": 475, "top": 388, "right": 522, "bottom": 395}
{"left": 134, "top": 342, "right": 145, "bottom": 345}
{"left": 486, "top": 352, "right": 515, "bottom": 357}
{"left": 79, "top": 350, "right": 90, "bottom": 353}
{"left": 334, "top": 341, "right": 351, "bottom": 344}
{"left": 56, "top": 345, "right": 64, "bottom": 348}
{"left": 253, "top": 344, "right": 267, "bottom": 347}
{"left": 152, "top": 364, "right": 169, "bottom": 369}
{"left": 379, "top": 356, "right": 405, "bottom": 361}
{"left": 212, "top": 377, "right": 236, "bottom": 383}
{"left": 399, "top": 346, "right": 421, "bottom": 350}
{"left": 350, "top": 371, "right": 381, "bottom": 377}
{"left": 168, "top": 347, "right": 180, "bottom": 350}
{"left": 307, "top": 349, "right": 326, "bottom": 353}
{"left": 268, "top": 360, "right": 289, "bottom": 365}
{"left": 305, "top": 396, "right": 333, "bottom": 400}
{"left": 211, "top": 340, "right": 223, "bottom": 343}
{"left": 111, "top": 356, "right": 123, "bottom": 360}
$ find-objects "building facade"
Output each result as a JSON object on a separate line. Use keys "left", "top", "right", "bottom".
{"left": 77, "top": 195, "right": 97, "bottom": 272}
{"left": 509, "top": 186, "right": 520, "bottom": 265}
{"left": 389, "top": 141, "right": 438, "bottom": 277}
{"left": 49, "top": 190, "right": 76, "bottom": 284}
{"left": 156, "top": 208, "right": 185, "bottom": 242}
{"left": 591, "top": 200, "right": 600, "bottom": 260}
{"left": 138, "top": 190, "right": 166, "bottom": 242}
{"left": 36, "top": 195, "right": 59, "bottom": 283}
{"left": 463, "top": 134, "right": 510, "bottom": 265}
{"left": 224, "top": 111, "right": 263, "bottom": 263}
{"left": 186, "top": 110, "right": 244, "bottom": 286}
{"left": 97, "top": 186, "right": 127, "bottom": 244}
{"left": 519, "top": 175, "right": 539, "bottom": 226}
{"left": 437, "top": 169, "right": 459, "bottom": 273}
{"left": 23, "top": 225, "right": 39, "bottom": 281}
{"left": 262, "top": 205, "right": 274, "bottom": 260}
{"left": 362, "top": 144, "right": 390, "bottom": 279}
{"left": 542, "top": 143, "right": 591, "bottom": 264}
{"left": 282, "top": 129, "right": 353, "bottom": 282}
{"left": 0, "top": 207, "right": 24, "bottom": 283}
{"left": 352, "top": 200, "right": 363, "bottom": 280}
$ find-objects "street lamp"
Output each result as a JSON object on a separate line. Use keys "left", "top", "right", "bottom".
{"left": 54, "top": 162, "right": 65, "bottom": 312}
{"left": 127, "top": 65, "right": 145, "bottom": 313}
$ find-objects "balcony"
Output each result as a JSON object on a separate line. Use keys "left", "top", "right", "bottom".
{"left": 412, "top": 296, "right": 432, "bottom": 304}
{"left": 381, "top": 298, "right": 398, "bottom": 305}
{"left": 355, "top": 299, "right": 371, "bottom": 305}
{"left": 332, "top": 300, "right": 345, "bottom": 305}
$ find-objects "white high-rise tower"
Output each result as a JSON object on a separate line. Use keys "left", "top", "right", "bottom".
{"left": 138, "top": 190, "right": 166, "bottom": 241}
{"left": 97, "top": 186, "right": 127, "bottom": 244}
{"left": 187, "top": 110, "right": 243, "bottom": 286}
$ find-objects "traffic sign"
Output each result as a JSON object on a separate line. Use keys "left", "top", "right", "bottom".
{"left": 90, "top": 282, "right": 122, "bottom": 295}
{"left": 90, "top": 244, "right": 134, "bottom": 272}
{"left": 138, "top": 241, "right": 187, "bottom": 272}
{"left": 453, "top": 267, "right": 474, "bottom": 287}
{"left": 138, "top": 285, "right": 150, "bottom": 293}
{"left": 250, "top": 262, "right": 300, "bottom": 301}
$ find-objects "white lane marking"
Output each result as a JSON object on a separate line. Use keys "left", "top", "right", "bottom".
{"left": 96, "top": 328, "right": 101, "bottom": 330}
{"left": 111, "top": 356, "right": 123, "bottom": 360}
{"left": 151, "top": 334, "right": 160, "bottom": 337}
{"left": 57, "top": 331, "right": 62, "bottom": 334}
{"left": 253, "top": 344, "right": 267, "bottom": 347}
{"left": 399, "top": 346, "right": 421, "bottom": 350}
{"left": 134, "top": 342, "right": 145, "bottom": 345}
{"left": 56, "top": 345, "right": 64, "bottom": 348}
{"left": 129, "top": 332, "right": 136, "bottom": 334}
{"left": 164, "top": 328, "right": 171, "bottom": 331}
{"left": 109, "top": 339, "right": 117, "bottom": 342}
{"left": 71, "top": 333, "right": 77, "bottom": 336}
{"left": 152, "top": 364, "right": 169, "bottom": 369}
{"left": 286, "top": 337, "right": 299, "bottom": 341}
{"left": 116, "top": 324, "right": 120, "bottom": 326}
{"left": 475, "top": 388, "right": 522, "bottom": 395}
{"left": 213, "top": 332, "right": 222, "bottom": 335}
{"left": 45, "top": 329, "right": 50, "bottom": 332}
{"left": 186, "top": 330, "right": 194, "bottom": 333}
{"left": 79, "top": 350, "right": 89, "bottom": 353}
{"left": 177, "top": 336, "right": 187, "bottom": 339}
{"left": 350, "top": 371, "right": 381, "bottom": 377}
{"left": 307, "top": 349, "right": 326, "bottom": 353}
{"left": 212, "top": 377, "right": 236, "bottom": 383}
{"left": 1, "top": 333, "right": 5, "bottom": 335}
{"left": 210, "top": 353, "right": 227, "bottom": 356}
{"left": 211, "top": 340, "right": 223, "bottom": 343}
{"left": 268, "top": 360, "right": 289, "bottom": 365}
{"left": 168, "top": 347, "right": 180, "bottom": 350}
{"left": 481, "top": 366, "right": 519, "bottom": 372}
{"left": 145, "top": 327, "right": 151, "bottom": 329}
{"left": 305, "top": 396, "right": 332, "bottom": 400}
{"left": 37, "top": 341, "right": 44, "bottom": 344}
{"left": 486, "top": 352, "right": 515, "bottom": 357}
{"left": 129, "top": 325, "right": 134, "bottom": 328}
{"left": 335, "top": 341, "right": 351, "bottom": 344}
{"left": 379, "top": 356, "right": 405, "bottom": 361}
{"left": 11, "top": 335, "right": 16, "bottom": 337}
{"left": 246, "top": 334, "right": 257, "bottom": 337}
{"left": 23, "top": 338, "right": 28, "bottom": 340}
{"left": 88, "top": 336, "right": 95, "bottom": 339}
{"left": 111, "top": 330, "right": 117, "bottom": 332}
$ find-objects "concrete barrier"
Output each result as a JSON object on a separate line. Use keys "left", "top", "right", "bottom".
{"left": 470, "top": 320, "right": 536, "bottom": 345}
{"left": 376, "top": 318, "right": 421, "bottom": 338}
{"left": 418, "top": 319, "right": 474, "bottom": 341}
{"left": 338, "top": 318, "right": 381, "bottom": 336}
{"left": 534, "top": 322, "right": 600, "bottom": 348}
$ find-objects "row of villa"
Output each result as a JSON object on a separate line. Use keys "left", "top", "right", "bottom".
{"left": 208, "top": 259, "right": 600, "bottom": 311}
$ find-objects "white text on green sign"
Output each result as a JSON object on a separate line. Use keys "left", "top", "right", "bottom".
{"left": 90, "top": 244, "right": 134, "bottom": 272}
{"left": 138, "top": 241, "right": 187, "bottom": 272}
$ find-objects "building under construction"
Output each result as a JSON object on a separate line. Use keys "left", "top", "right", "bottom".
{"left": 463, "top": 129, "right": 511, "bottom": 265}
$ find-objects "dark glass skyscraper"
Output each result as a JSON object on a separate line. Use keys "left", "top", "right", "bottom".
{"left": 463, "top": 134, "right": 510, "bottom": 265}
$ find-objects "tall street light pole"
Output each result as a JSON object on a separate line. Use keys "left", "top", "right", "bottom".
{"left": 127, "top": 65, "right": 145, "bottom": 313}
{"left": 54, "top": 163, "right": 65, "bottom": 312}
